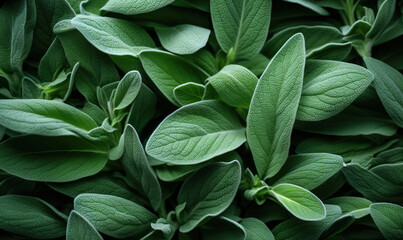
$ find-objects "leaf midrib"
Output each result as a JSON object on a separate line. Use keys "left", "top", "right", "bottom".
{"left": 232, "top": 0, "right": 247, "bottom": 58}
{"left": 150, "top": 128, "right": 245, "bottom": 151}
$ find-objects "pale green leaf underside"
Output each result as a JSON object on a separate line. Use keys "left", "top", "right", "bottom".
{"left": 270, "top": 184, "right": 326, "bottom": 221}
{"left": 101, "top": 0, "right": 175, "bottom": 15}
{"left": 113, "top": 70, "right": 142, "bottom": 111}
{"left": 0, "top": 99, "right": 97, "bottom": 137}
{"left": 71, "top": 15, "right": 155, "bottom": 57}
{"left": 146, "top": 100, "right": 246, "bottom": 165}
{"left": 156, "top": 24, "right": 211, "bottom": 55}
{"left": 247, "top": 33, "right": 305, "bottom": 179}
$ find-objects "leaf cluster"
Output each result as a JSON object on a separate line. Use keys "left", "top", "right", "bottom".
{"left": 0, "top": 0, "right": 402, "bottom": 239}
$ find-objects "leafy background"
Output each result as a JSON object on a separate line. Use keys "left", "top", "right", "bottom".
{"left": 0, "top": 0, "right": 402, "bottom": 239}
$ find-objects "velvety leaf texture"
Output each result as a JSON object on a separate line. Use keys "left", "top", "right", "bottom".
{"left": 66, "top": 210, "right": 103, "bottom": 240}
{"left": 177, "top": 160, "right": 241, "bottom": 232}
{"left": 1, "top": 0, "right": 402, "bottom": 239}
{"left": 297, "top": 60, "right": 374, "bottom": 121}
{"left": 146, "top": 100, "right": 246, "bottom": 165}
{"left": 247, "top": 33, "right": 306, "bottom": 179}
{"left": 211, "top": 0, "right": 272, "bottom": 60}
{"left": 0, "top": 99, "right": 97, "bottom": 137}
{"left": 74, "top": 194, "right": 157, "bottom": 238}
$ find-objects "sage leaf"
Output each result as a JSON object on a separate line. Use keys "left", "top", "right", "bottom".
{"left": 0, "top": 195, "right": 66, "bottom": 239}
{"left": 211, "top": 0, "right": 272, "bottom": 60}
{"left": 155, "top": 24, "right": 211, "bottom": 55}
{"left": 101, "top": 0, "right": 175, "bottom": 15}
{"left": 271, "top": 153, "right": 344, "bottom": 191}
{"left": 208, "top": 64, "right": 258, "bottom": 109}
{"left": 370, "top": 203, "right": 403, "bottom": 240}
{"left": 0, "top": 135, "right": 108, "bottom": 182}
{"left": 366, "top": 0, "right": 396, "bottom": 39}
{"left": 146, "top": 100, "right": 246, "bottom": 165}
{"left": 269, "top": 183, "right": 326, "bottom": 221}
{"left": 297, "top": 60, "right": 374, "bottom": 121}
{"left": 247, "top": 33, "right": 305, "bottom": 179}
{"left": 241, "top": 218, "right": 275, "bottom": 240}
{"left": 67, "top": 210, "right": 103, "bottom": 240}
{"left": 121, "top": 125, "right": 162, "bottom": 211}
{"left": 0, "top": 99, "right": 97, "bottom": 137}
{"left": 364, "top": 57, "right": 403, "bottom": 127}
{"left": 71, "top": 15, "right": 155, "bottom": 57}
{"left": 113, "top": 71, "right": 142, "bottom": 111}
{"left": 342, "top": 164, "right": 403, "bottom": 203}
{"left": 74, "top": 193, "right": 157, "bottom": 238}
{"left": 177, "top": 160, "right": 241, "bottom": 232}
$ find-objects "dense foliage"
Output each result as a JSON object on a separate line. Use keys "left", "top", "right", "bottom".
{"left": 0, "top": 0, "right": 402, "bottom": 239}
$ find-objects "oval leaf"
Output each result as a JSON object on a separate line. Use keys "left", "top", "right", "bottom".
{"left": 156, "top": 24, "right": 211, "bottom": 55}
{"left": 271, "top": 153, "right": 344, "bottom": 191}
{"left": 269, "top": 183, "right": 326, "bottom": 221}
{"left": 74, "top": 193, "right": 157, "bottom": 238}
{"left": 71, "top": 15, "right": 154, "bottom": 57}
{"left": 0, "top": 99, "right": 97, "bottom": 137}
{"left": 113, "top": 70, "right": 142, "bottom": 111}
{"left": 146, "top": 100, "right": 246, "bottom": 165}
{"left": 209, "top": 64, "right": 258, "bottom": 108}
{"left": 101, "top": 0, "right": 175, "bottom": 15}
